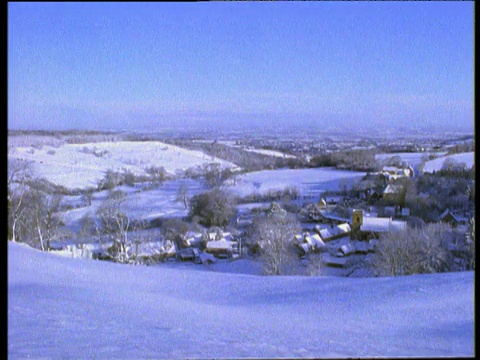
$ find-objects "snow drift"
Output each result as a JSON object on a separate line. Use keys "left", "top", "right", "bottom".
{"left": 8, "top": 242, "right": 474, "bottom": 358}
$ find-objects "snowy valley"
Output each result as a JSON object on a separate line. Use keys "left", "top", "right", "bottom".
{"left": 8, "top": 129, "right": 475, "bottom": 358}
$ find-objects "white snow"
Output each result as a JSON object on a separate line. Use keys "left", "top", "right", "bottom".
{"left": 242, "top": 147, "right": 297, "bottom": 159}
{"left": 226, "top": 167, "right": 365, "bottom": 198}
{"left": 9, "top": 242, "right": 474, "bottom": 358}
{"left": 422, "top": 152, "right": 474, "bottom": 173}
{"left": 375, "top": 152, "right": 447, "bottom": 167}
{"left": 9, "top": 141, "right": 238, "bottom": 190}
{"left": 58, "top": 179, "right": 204, "bottom": 234}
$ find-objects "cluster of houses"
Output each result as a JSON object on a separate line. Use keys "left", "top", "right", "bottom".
{"left": 293, "top": 207, "right": 406, "bottom": 263}
{"left": 50, "top": 162, "right": 470, "bottom": 270}
{"left": 176, "top": 230, "right": 241, "bottom": 263}
{"left": 51, "top": 228, "right": 241, "bottom": 265}
{"left": 358, "top": 165, "right": 414, "bottom": 204}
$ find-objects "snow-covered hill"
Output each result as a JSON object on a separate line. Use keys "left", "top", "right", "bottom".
{"left": 422, "top": 152, "right": 474, "bottom": 173}
{"left": 8, "top": 242, "right": 474, "bottom": 358}
{"left": 375, "top": 152, "right": 447, "bottom": 167}
{"left": 9, "top": 141, "right": 238, "bottom": 190}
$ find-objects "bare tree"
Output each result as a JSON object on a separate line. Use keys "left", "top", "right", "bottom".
{"left": 96, "top": 198, "right": 132, "bottom": 263}
{"left": 82, "top": 187, "right": 95, "bottom": 206}
{"left": 28, "top": 190, "right": 63, "bottom": 251}
{"left": 464, "top": 216, "right": 475, "bottom": 270}
{"left": 252, "top": 205, "right": 301, "bottom": 275}
{"left": 373, "top": 223, "right": 456, "bottom": 276}
{"left": 175, "top": 182, "right": 189, "bottom": 209}
{"left": 145, "top": 165, "right": 167, "bottom": 185}
{"left": 8, "top": 159, "right": 32, "bottom": 243}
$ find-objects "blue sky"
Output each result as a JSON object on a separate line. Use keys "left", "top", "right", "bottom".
{"left": 8, "top": 2, "right": 474, "bottom": 132}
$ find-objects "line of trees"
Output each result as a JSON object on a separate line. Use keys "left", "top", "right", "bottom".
{"left": 373, "top": 221, "right": 475, "bottom": 276}
{"left": 309, "top": 148, "right": 380, "bottom": 172}
{"left": 8, "top": 159, "right": 63, "bottom": 251}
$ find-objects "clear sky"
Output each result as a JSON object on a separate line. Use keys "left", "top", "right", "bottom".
{"left": 8, "top": 2, "right": 474, "bottom": 132}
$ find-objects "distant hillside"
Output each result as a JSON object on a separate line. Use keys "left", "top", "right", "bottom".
{"left": 8, "top": 141, "right": 238, "bottom": 191}
{"left": 422, "top": 152, "right": 474, "bottom": 173}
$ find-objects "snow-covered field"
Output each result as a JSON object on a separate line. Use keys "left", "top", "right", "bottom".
{"left": 9, "top": 141, "right": 238, "bottom": 190}
{"left": 59, "top": 179, "right": 205, "bottom": 234}
{"left": 375, "top": 152, "right": 447, "bottom": 167}
{"left": 422, "top": 152, "right": 474, "bottom": 173}
{"left": 226, "top": 167, "right": 365, "bottom": 198}
{"left": 242, "top": 147, "right": 296, "bottom": 159}
{"left": 8, "top": 242, "right": 474, "bottom": 358}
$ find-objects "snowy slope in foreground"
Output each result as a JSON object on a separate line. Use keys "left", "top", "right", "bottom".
{"left": 8, "top": 242, "right": 474, "bottom": 359}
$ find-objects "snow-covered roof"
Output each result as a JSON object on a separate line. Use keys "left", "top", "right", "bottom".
{"left": 184, "top": 231, "right": 203, "bottom": 245}
{"left": 315, "top": 223, "right": 351, "bottom": 241}
{"left": 206, "top": 239, "right": 235, "bottom": 251}
{"left": 382, "top": 166, "right": 400, "bottom": 173}
{"left": 319, "top": 211, "right": 350, "bottom": 223}
{"left": 438, "top": 209, "right": 468, "bottom": 224}
{"left": 304, "top": 233, "right": 325, "bottom": 248}
{"left": 336, "top": 223, "right": 351, "bottom": 233}
{"left": 360, "top": 217, "right": 406, "bottom": 233}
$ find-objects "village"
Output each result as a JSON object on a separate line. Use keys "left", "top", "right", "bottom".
{"left": 46, "top": 156, "right": 473, "bottom": 277}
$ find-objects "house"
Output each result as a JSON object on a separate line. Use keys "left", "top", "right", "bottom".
{"left": 205, "top": 238, "right": 239, "bottom": 258}
{"left": 350, "top": 209, "right": 406, "bottom": 240}
{"left": 382, "top": 165, "right": 413, "bottom": 181}
{"left": 183, "top": 231, "right": 204, "bottom": 247}
{"left": 178, "top": 247, "right": 200, "bottom": 261}
{"left": 293, "top": 232, "right": 326, "bottom": 255}
{"left": 336, "top": 240, "right": 374, "bottom": 257}
{"left": 134, "top": 240, "right": 176, "bottom": 264}
{"left": 437, "top": 209, "right": 468, "bottom": 228}
{"left": 314, "top": 223, "right": 351, "bottom": 242}
{"left": 382, "top": 184, "right": 404, "bottom": 204}
{"left": 383, "top": 206, "right": 396, "bottom": 218}
{"left": 325, "top": 196, "right": 343, "bottom": 205}
{"left": 362, "top": 187, "right": 383, "bottom": 202}
{"left": 317, "top": 211, "right": 350, "bottom": 225}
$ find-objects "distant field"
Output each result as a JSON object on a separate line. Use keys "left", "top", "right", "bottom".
{"left": 422, "top": 152, "right": 474, "bottom": 173}
{"left": 58, "top": 179, "right": 205, "bottom": 234}
{"left": 226, "top": 167, "right": 366, "bottom": 198}
{"left": 375, "top": 152, "right": 447, "bottom": 167}
{"left": 9, "top": 141, "right": 238, "bottom": 190}
{"left": 242, "top": 147, "right": 297, "bottom": 159}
